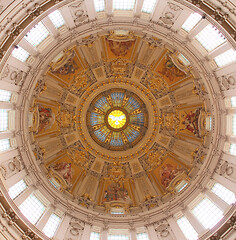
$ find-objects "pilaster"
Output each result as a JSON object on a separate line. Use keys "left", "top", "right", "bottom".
{"left": 166, "top": 217, "right": 188, "bottom": 240}
{"left": 184, "top": 209, "right": 205, "bottom": 234}
{"left": 146, "top": 224, "right": 159, "bottom": 240}
{"left": 81, "top": 223, "right": 92, "bottom": 240}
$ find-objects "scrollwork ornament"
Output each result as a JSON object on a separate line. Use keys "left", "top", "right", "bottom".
{"left": 69, "top": 218, "right": 84, "bottom": 236}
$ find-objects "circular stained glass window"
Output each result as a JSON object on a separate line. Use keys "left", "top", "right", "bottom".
{"left": 108, "top": 110, "right": 127, "bottom": 129}
{"left": 86, "top": 89, "right": 148, "bottom": 151}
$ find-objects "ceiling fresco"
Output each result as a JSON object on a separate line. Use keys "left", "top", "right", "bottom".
{"left": 29, "top": 31, "right": 211, "bottom": 213}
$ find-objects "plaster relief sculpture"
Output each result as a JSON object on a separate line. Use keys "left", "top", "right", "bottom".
{"left": 1, "top": 64, "right": 27, "bottom": 85}
{"left": 158, "top": 3, "right": 183, "bottom": 28}
{"left": 69, "top": 1, "right": 88, "bottom": 26}
{"left": 0, "top": 157, "right": 24, "bottom": 180}
{"left": 215, "top": 160, "right": 236, "bottom": 180}
{"left": 217, "top": 75, "right": 236, "bottom": 91}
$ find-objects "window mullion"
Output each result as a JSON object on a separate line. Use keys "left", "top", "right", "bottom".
{"left": 130, "top": 228, "right": 137, "bottom": 240}
{"left": 205, "top": 189, "right": 230, "bottom": 211}
{"left": 14, "top": 185, "right": 35, "bottom": 206}
{"left": 36, "top": 205, "right": 54, "bottom": 230}
{"left": 101, "top": 228, "right": 108, "bottom": 240}
{"left": 0, "top": 102, "right": 13, "bottom": 109}
{"left": 54, "top": 214, "right": 70, "bottom": 239}
{"left": 0, "top": 132, "right": 13, "bottom": 140}
{"left": 184, "top": 208, "right": 205, "bottom": 234}
{"left": 165, "top": 218, "right": 187, "bottom": 240}
{"left": 146, "top": 224, "right": 160, "bottom": 240}
{"left": 106, "top": 0, "right": 113, "bottom": 15}
{"left": 188, "top": 19, "right": 208, "bottom": 39}
{"left": 41, "top": 17, "right": 58, "bottom": 36}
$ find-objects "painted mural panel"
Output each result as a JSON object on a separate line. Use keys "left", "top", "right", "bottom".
{"left": 103, "top": 182, "right": 131, "bottom": 203}
{"left": 152, "top": 156, "right": 187, "bottom": 190}
{"left": 47, "top": 155, "right": 83, "bottom": 190}
{"left": 155, "top": 54, "right": 187, "bottom": 86}
{"left": 48, "top": 49, "right": 84, "bottom": 84}
{"left": 177, "top": 106, "right": 206, "bottom": 138}
{"left": 52, "top": 161, "right": 73, "bottom": 184}
{"left": 105, "top": 32, "right": 136, "bottom": 60}
{"left": 31, "top": 103, "right": 58, "bottom": 135}
{"left": 37, "top": 105, "right": 55, "bottom": 132}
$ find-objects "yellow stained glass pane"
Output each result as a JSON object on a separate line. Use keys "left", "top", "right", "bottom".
{"left": 108, "top": 110, "right": 126, "bottom": 129}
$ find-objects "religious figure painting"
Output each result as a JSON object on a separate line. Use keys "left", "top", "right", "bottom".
{"left": 51, "top": 51, "right": 79, "bottom": 75}
{"left": 48, "top": 49, "right": 83, "bottom": 84}
{"left": 179, "top": 108, "right": 203, "bottom": 138}
{"left": 160, "top": 163, "right": 181, "bottom": 188}
{"left": 106, "top": 39, "right": 135, "bottom": 59}
{"left": 37, "top": 105, "right": 55, "bottom": 133}
{"left": 103, "top": 182, "right": 131, "bottom": 203}
{"left": 156, "top": 54, "right": 186, "bottom": 85}
{"left": 52, "top": 162, "right": 73, "bottom": 184}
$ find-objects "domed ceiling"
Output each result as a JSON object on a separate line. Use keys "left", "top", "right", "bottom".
{"left": 29, "top": 30, "right": 210, "bottom": 213}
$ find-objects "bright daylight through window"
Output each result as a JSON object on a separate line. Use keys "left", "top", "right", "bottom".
{"left": 137, "top": 233, "right": 149, "bottom": 240}
{"left": 12, "top": 46, "right": 30, "bottom": 62}
{"left": 90, "top": 232, "right": 100, "bottom": 240}
{"left": 211, "top": 183, "right": 235, "bottom": 205}
{"left": 229, "top": 143, "right": 236, "bottom": 155}
{"left": 48, "top": 10, "right": 65, "bottom": 28}
{"left": 231, "top": 97, "right": 236, "bottom": 107}
{"left": 0, "top": 109, "right": 8, "bottom": 131}
{"left": 192, "top": 198, "right": 223, "bottom": 229}
{"left": 19, "top": 194, "right": 46, "bottom": 224}
{"left": 195, "top": 25, "right": 226, "bottom": 51}
{"left": 0, "top": 90, "right": 11, "bottom": 102}
{"left": 108, "top": 235, "right": 129, "bottom": 240}
{"left": 214, "top": 49, "right": 236, "bottom": 67}
{"left": 94, "top": 0, "right": 105, "bottom": 12}
{"left": 42, "top": 213, "right": 61, "bottom": 238}
{"left": 177, "top": 216, "right": 198, "bottom": 240}
{"left": 113, "top": 0, "right": 135, "bottom": 10}
{"left": 24, "top": 22, "right": 49, "bottom": 47}
{"left": 8, "top": 179, "right": 27, "bottom": 199}
{"left": 182, "top": 12, "right": 202, "bottom": 32}
{"left": 0, "top": 139, "right": 10, "bottom": 151}
{"left": 142, "top": 0, "right": 156, "bottom": 13}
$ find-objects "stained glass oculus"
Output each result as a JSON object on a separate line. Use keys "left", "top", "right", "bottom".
{"left": 108, "top": 110, "right": 127, "bottom": 129}
{"left": 87, "top": 89, "right": 148, "bottom": 151}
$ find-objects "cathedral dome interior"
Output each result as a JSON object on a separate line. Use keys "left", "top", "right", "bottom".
{"left": 0, "top": 0, "right": 235, "bottom": 240}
